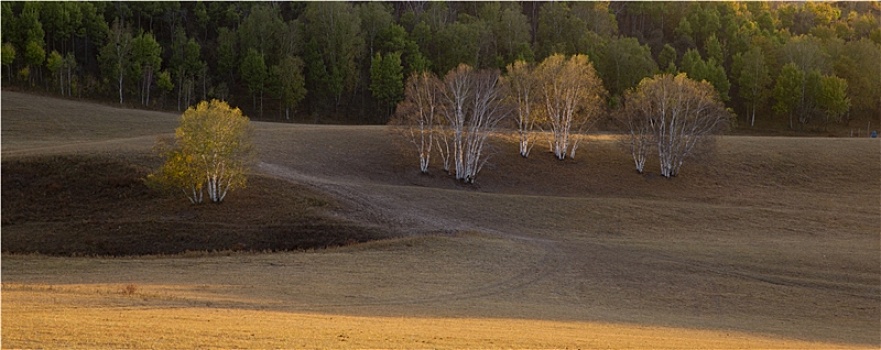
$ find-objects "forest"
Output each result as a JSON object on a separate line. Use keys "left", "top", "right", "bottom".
{"left": 2, "top": 1, "right": 879, "bottom": 132}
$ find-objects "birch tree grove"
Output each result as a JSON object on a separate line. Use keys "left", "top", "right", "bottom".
{"left": 535, "top": 54, "right": 607, "bottom": 160}
{"left": 620, "top": 73, "right": 731, "bottom": 178}
{"left": 391, "top": 64, "right": 509, "bottom": 183}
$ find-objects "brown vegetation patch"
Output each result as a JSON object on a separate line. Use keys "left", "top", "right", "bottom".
{"left": 1, "top": 155, "right": 391, "bottom": 256}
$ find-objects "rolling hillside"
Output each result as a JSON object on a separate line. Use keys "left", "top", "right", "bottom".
{"left": 2, "top": 91, "right": 879, "bottom": 348}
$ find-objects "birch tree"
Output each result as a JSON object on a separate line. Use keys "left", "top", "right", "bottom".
{"left": 535, "top": 54, "right": 607, "bottom": 160}
{"left": 440, "top": 64, "right": 473, "bottom": 179}
{"left": 241, "top": 48, "right": 267, "bottom": 117}
{"left": 732, "top": 46, "right": 771, "bottom": 127}
{"left": 169, "top": 30, "right": 203, "bottom": 111}
{"left": 131, "top": 32, "right": 161, "bottom": 106}
{"left": 773, "top": 63, "right": 806, "bottom": 130}
{"left": 390, "top": 71, "right": 442, "bottom": 174}
{"left": 621, "top": 73, "right": 731, "bottom": 177}
{"left": 46, "top": 50, "right": 64, "bottom": 94}
{"left": 62, "top": 53, "right": 75, "bottom": 97}
{"left": 148, "top": 100, "right": 254, "bottom": 204}
{"left": 269, "top": 55, "right": 307, "bottom": 121}
{"left": 1, "top": 43, "right": 15, "bottom": 81}
{"left": 504, "top": 59, "right": 540, "bottom": 157}
{"left": 98, "top": 19, "right": 132, "bottom": 104}
{"left": 617, "top": 90, "right": 654, "bottom": 174}
{"left": 814, "top": 74, "right": 850, "bottom": 127}
{"left": 439, "top": 64, "right": 511, "bottom": 183}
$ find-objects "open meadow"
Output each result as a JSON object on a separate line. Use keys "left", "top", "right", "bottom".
{"left": 2, "top": 91, "right": 879, "bottom": 348}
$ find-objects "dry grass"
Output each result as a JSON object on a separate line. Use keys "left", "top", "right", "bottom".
{"left": 3, "top": 284, "right": 865, "bottom": 349}
{"left": 0, "top": 91, "right": 179, "bottom": 156}
{"left": 2, "top": 91, "right": 879, "bottom": 348}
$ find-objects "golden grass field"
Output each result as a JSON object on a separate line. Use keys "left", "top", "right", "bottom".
{"left": 2, "top": 91, "right": 879, "bottom": 348}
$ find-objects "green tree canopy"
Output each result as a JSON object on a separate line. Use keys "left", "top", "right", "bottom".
{"left": 732, "top": 46, "right": 771, "bottom": 127}
{"left": 269, "top": 54, "right": 307, "bottom": 121}
{"left": 240, "top": 48, "right": 267, "bottom": 115}
{"left": 131, "top": 31, "right": 162, "bottom": 106}
{"left": 301, "top": 2, "right": 364, "bottom": 110}
{"left": 773, "top": 62, "right": 805, "bottom": 129}
{"left": 2, "top": 42, "right": 16, "bottom": 79}
{"left": 680, "top": 48, "right": 730, "bottom": 101}
{"left": 237, "top": 3, "right": 285, "bottom": 61}
{"left": 597, "top": 36, "right": 658, "bottom": 98}
{"left": 658, "top": 44, "right": 678, "bottom": 73}
{"left": 814, "top": 74, "right": 850, "bottom": 127}
{"left": 370, "top": 51, "right": 404, "bottom": 119}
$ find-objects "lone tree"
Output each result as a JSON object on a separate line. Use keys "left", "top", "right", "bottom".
{"left": 149, "top": 100, "right": 254, "bottom": 203}
{"left": 619, "top": 73, "right": 731, "bottom": 178}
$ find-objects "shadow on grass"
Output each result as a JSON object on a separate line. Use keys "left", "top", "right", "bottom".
{"left": 1, "top": 155, "right": 393, "bottom": 256}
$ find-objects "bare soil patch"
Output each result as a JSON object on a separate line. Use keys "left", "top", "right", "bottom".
{"left": 1, "top": 154, "right": 391, "bottom": 256}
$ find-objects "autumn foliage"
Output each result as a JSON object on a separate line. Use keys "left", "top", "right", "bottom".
{"left": 619, "top": 73, "right": 732, "bottom": 177}
{"left": 148, "top": 100, "right": 254, "bottom": 203}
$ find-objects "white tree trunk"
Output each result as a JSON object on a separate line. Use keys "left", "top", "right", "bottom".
{"left": 750, "top": 105, "right": 756, "bottom": 127}
{"left": 66, "top": 63, "right": 72, "bottom": 96}
{"left": 435, "top": 127, "right": 452, "bottom": 173}
{"left": 118, "top": 73, "right": 124, "bottom": 104}
{"left": 440, "top": 66, "right": 508, "bottom": 183}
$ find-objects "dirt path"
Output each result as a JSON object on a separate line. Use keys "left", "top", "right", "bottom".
{"left": 256, "top": 160, "right": 568, "bottom": 312}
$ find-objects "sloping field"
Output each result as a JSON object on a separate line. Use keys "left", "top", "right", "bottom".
{"left": 2, "top": 91, "right": 879, "bottom": 348}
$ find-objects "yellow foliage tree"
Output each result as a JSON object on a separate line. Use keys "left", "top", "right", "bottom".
{"left": 535, "top": 54, "right": 607, "bottom": 160}
{"left": 148, "top": 100, "right": 254, "bottom": 203}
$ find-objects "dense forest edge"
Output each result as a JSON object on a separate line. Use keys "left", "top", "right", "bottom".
{"left": 2, "top": 1, "right": 879, "bottom": 135}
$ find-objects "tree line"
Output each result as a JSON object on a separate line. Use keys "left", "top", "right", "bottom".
{"left": 2, "top": 1, "right": 879, "bottom": 130}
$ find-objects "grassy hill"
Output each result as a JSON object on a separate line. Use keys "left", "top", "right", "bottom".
{"left": 2, "top": 91, "right": 879, "bottom": 348}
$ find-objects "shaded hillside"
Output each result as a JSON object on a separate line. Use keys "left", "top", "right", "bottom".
{"left": 1, "top": 155, "right": 392, "bottom": 256}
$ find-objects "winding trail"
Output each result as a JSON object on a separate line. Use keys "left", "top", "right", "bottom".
{"left": 257, "top": 160, "right": 567, "bottom": 310}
